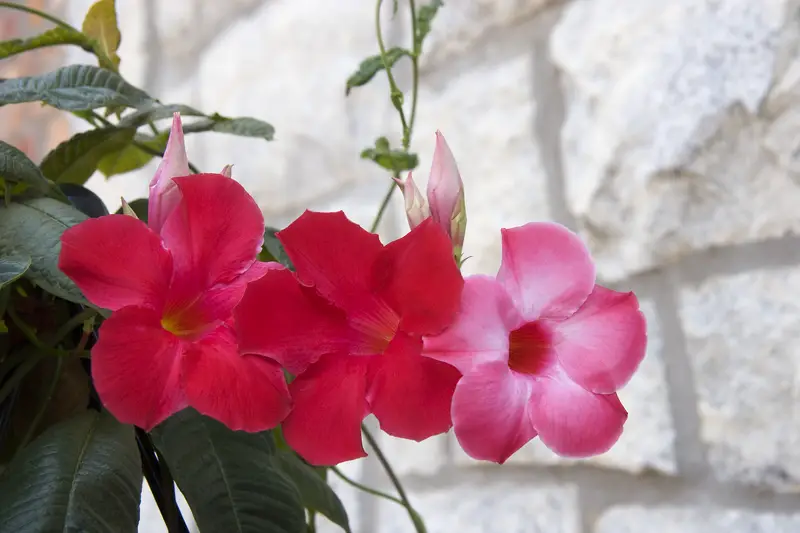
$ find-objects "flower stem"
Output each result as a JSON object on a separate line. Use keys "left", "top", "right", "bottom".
{"left": 50, "top": 308, "right": 97, "bottom": 346}
{"left": 331, "top": 465, "right": 404, "bottom": 506}
{"left": 6, "top": 307, "right": 75, "bottom": 358}
{"left": 0, "top": 1, "right": 77, "bottom": 31}
{"left": 369, "top": 180, "right": 398, "bottom": 233}
{"left": 361, "top": 424, "right": 428, "bottom": 533}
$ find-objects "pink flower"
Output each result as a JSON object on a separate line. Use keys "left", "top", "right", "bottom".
{"left": 59, "top": 117, "right": 290, "bottom": 432}
{"left": 423, "top": 222, "right": 646, "bottom": 463}
{"left": 235, "top": 211, "right": 464, "bottom": 466}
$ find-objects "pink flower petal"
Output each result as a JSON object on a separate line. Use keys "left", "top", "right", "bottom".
{"left": 281, "top": 354, "right": 373, "bottom": 466}
{"left": 235, "top": 267, "right": 353, "bottom": 375}
{"left": 91, "top": 306, "right": 185, "bottom": 430}
{"left": 423, "top": 275, "right": 522, "bottom": 374}
{"left": 451, "top": 361, "right": 537, "bottom": 463}
{"left": 371, "top": 218, "right": 464, "bottom": 335}
{"left": 367, "top": 333, "right": 461, "bottom": 441}
{"left": 553, "top": 285, "right": 647, "bottom": 394}
{"left": 181, "top": 323, "right": 292, "bottom": 432}
{"left": 496, "top": 222, "right": 596, "bottom": 321}
{"left": 59, "top": 215, "right": 172, "bottom": 312}
{"left": 530, "top": 368, "right": 627, "bottom": 457}
{"left": 161, "top": 174, "right": 264, "bottom": 289}
{"left": 277, "top": 211, "right": 382, "bottom": 314}
{"left": 394, "top": 172, "right": 429, "bottom": 229}
{"left": 427, "top": 131, "right": 463, "bottom": 237}
{"left": 148, "top": 113, "right": 190, "bottom": 233}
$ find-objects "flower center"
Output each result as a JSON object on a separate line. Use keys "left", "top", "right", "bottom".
{"left": 507, "top": 321, "right": 552, "bottom": 375}
{"left": 349, "top": 300, "right": 401, "bottom": 355}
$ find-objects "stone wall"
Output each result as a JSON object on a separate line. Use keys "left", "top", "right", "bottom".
{"left": 7, "top": 0, "right": 800, "bottom": 531}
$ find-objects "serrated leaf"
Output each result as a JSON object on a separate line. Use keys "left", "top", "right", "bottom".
{"left": 345, "top": 47, "right": 409, "bottom": 95}
{"left": 0, "top": 64, "right": 154, "bottom": 111}
{"left": 416, "top": 0, "right": 444, "bottom": 45}
{"left": 272, "top": 450, "right": 351, "bottom": 532}
{"left": 97, "top": 132, "right": 168, "bottom": 178}
{"left": 260, "top": 227, "right": 293, "bottom": 269}
{"left": 152, "top": 409, "right": 306, "bottom": 533}
{"left": 116, "top": 103, "right": 205, "bottom": 129}
{"left": 0, "top": 410, "right": 142, "bottom": 533}
{"left": 0, "top": 27, "right": 93, "bottom": 61}
{"left": 82, "top": 0, "right": 122, "bottom": 71}
{"left": 41, "top": 127, "right": 136, "bottom": 185}
{"left": 0, "top": 198, "right": 88, "bottom": 304}
{"left": 0, "top": 252, "right": 30, "bottom": 290}
{"left": 183, "top": 114, "right": 275, "bottom": 141}
{"left": 0, "top": 141, "right": 61, "bottom": 197}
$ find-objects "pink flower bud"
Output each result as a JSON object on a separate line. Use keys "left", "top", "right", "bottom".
{"left": 427, "top": 131, "right": 466, "bottom": 259}
{"left": 148, "top": 113, "right": 190, "bottom": 233}
{"left": 394, "top": 172, "right": 429, "bottom": 229}
{"left": 221, "top": 164, "right": 233, "bottom": 178}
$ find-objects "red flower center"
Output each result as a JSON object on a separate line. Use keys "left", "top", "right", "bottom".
{"left": 349, "top": 300, "right": 401, "bottom": 355}
{"left": 507, "top": 321, "right": 552, "bottom": 375}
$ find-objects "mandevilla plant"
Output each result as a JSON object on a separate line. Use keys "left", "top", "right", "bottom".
{"left": 0, "top": 0, "right": 647, "bottom": 532}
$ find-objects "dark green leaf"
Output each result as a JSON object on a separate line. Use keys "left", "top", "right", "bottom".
{"left": 152, "top": 409, "right": 306, "bottom": 533}
{"left": 41, "top": 127, "right": 137, "bottom": 185}
{"left": 82, "top": 0, "right": 122, "bottom": 71}
{"left": 0, "top": 64, "right": 154, "bottom": 111}
{"left": 59, "top": 183, "right": 110, "bottom": 218}
{"left": 260, "top": 227, "right": 293, "bottom": 269}
{"left": 0, "top": 410, "right": 142, "bottom": 533}
{"left": 0, "top": 198, "right": 88, "bottom": 304}
{"left": 97, "top": 132, "right": 168, "bottom": 178}
{"left": 273, "top": 450, "right": 351, "bottom": 532}
{"left": 0, "top": 141, "right": 62, "bottom": 197}
{"left": 416, "top": 0, "right": 444, "bottom": 45}
{"left": 114, "top": 198, "right": 148, "bottom": 222}
{"left": 0, "top": 27, "right": 93, "bottom": 61}
{"left": 116, "top": 103, "right": 205, "bottom": 129}
{"left": 183, "top": 114, "right": 275, "bottom": 141}
{"left": 360, "top": 137, "right": 419, "bottom": 173}
{"left": 0, "top": 252, "right": 30, "bottom": 290}
{"left": 345, "top": 47, "right": 409, "bottom": 95}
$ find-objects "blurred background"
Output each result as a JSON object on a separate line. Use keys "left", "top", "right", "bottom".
{"left": 4, "top": 0, "right": 800, "bottom": 532}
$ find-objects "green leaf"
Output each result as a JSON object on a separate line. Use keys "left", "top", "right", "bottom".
{"left": 116, "top": 103, "right": 205, "bottom": 129}
{"left": 0, "top": 198, "right": 88, "bottom": 304}
{"left": 82, "top": 0, "right": 122, "bottom": 71}
{"left": 152, "top": 409, "right": 306, "bottom": 533}
{"left": 272, "top": 451, "right": 351, "bottom": 532}
{"left": 0, "top": 141, "right": 61, "bottom": 196}
{"left": 183, "top": 114, "right": 275, "bottom": 142}
{"left": 0, "top": 410, "right": 142, "bottom": 533}
{"left": 97, "top": 132, "right": 168, "bottom": 178}
{"left": 345, "top": 47, "right": 409, "bottom": 95}
{"left": 114, "top": 198, "right": 148, "bottom": 222}
{"left": 416, "top": 0, "right": 444, "bottom": 45}
{"left": 260, "top": 227, "right": 293, "bottom": 268}
{"left": 0, "top": 64, "right": 154, "bottom": 111}
{"left": 0, "top": 251, "right": 30, "bottom": 290}
{"left": 0, "top": 27, "right": 93, "bottom": 61}
{"left": 360, "top": 137, "right": 418, "bottom": 172}
{"left": 41, "top": 127, "right": 137, "bottom": 185}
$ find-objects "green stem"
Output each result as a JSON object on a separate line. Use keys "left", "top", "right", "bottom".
{"left": 0, "top": 1, "right": 78, "bottom": 31}
{"left": 6, "top": 307, "right": 74, "bottom": 358}
{"left": 14, "top": 356, "right": 63, "bottom": 457}
{"left": 361, "top": 424, "right": 427, "bottom": 533}
{"left": 49, "top": 308, "right": 96, "bottom": 346}
{"left": 0, "top": 351, "right": 44, "bottom": 406}
{"left": 407, "top": 0, "right": 420, "bottom": 144}
{"left": 331, "top": 466, "right": 404, "bottom": 506}
{"left": 369, "top": 180, "right": 398, "bottom": 233}
{"left": 375, "top": 0, "right": 409, "bottom": 136}
{"left": 306, "top": 510, "right": 317, "bottom": 533}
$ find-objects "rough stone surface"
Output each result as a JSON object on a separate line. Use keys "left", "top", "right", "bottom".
{"left": 551, "top": 0, "right": 800, "bottom": 281}
{"left": 378, "top": 483, "right": 580, "bottom": 533}
{"left": 680, "top": 267, "right": 800, "bottom": 491}
{"left": 595, "top": 506, "right": 800, "bottom": 533}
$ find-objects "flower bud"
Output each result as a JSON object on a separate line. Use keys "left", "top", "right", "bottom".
{"left": 148, "top": 113, "right": 190, "bottom": 233}
{"left": 427, "top": 131, "right": 466, "bottom": 261}
{"left": 394, "top": 172, "right": 429, "bottom": 229}
{"left": 221, "top": 164, "right": 233, "bottom": 178}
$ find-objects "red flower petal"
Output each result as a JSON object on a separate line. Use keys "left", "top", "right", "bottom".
{"left": 497, "top": 222, "right": 595, "bottom": 321}
{"left": 367, "top": 332, "right": 461, "bottom": 441}
{"left": 235, "top": 267, "right": 353, "bottom": 375}
{"left": 281, "top": 354, "right": 373, "bottom": 466}
{"left": 59, "top": 215, "right": 172, "bottom": 312}
{"left": 160, "top": 174, "right": 264, "bottom": 289}
{"left": 371, "top": 219, "right": 464, "bottom": 335}
{"left": 277, "top": 211, "right": 382, "bottom": 314}
{"left": 181, "top": 323, "right": 291, "bottom": 432}
{"left": 530, "top": 367, "right": 627, "bottom": 457}
{"left": 451, "top": 361, "right": 537, "bottom": 463}
{"left": 91, "top": 306, "right": 185, "bottom": 430}
{"left": 553, "top": 285, "right": 647, "bottom": 394}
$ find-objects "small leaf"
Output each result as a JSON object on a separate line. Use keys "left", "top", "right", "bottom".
{"left": 0, "top": 198, "right": 89, "bottom": 304}
{"left": 260, "top": 227, "right": 293, "bottom": 269}
{"left": 82, "top": 0, "right": 122, "bottom": 71}
{"left": 273, "top": 450, "right": 351, "bottom": 532}
{"left": 0, "top": 141, "right": 62, "bottom": 197}
{"left": 416, "top": 0, "right": 444, "bottom": 45}
{"left": 41, "top": 127, "right": 136, "bottom": 185}
{"left": 59, "top": 183, "right": 110, "bottom": 218}
{"left": 0, "top": 64, "right": 154, "bottom": 111}
{"left": 116, "top": 103, "right": 205, "bottom": 129}
{"left": 97, "top": 132, "right": 168, "bottom": 178}
{"left": 114, "top": 198, "right": 148, "bottom": 222}
{"left": 360, "top": 138, "right": 418, "bottom": 172}
{"left": 152, "top": 409, "right": 306, "bottom": 533}
{"left": 0, "top": 410, "right": 142, "bottom": 533}
{"left": 0, "top": 252, "right": 30, "bottom": 290}
{"left": 0, "top": 27, "right": 93, "bottom": 61}
{"left": 345, "top": 47, "right": 409, "bottom": 95}
{"left": 183, "top": 114, "right": 275, "bottom": 142}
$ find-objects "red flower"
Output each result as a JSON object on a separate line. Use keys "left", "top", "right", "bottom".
{"left": 59, "top": 173, "right": 291, "bottom": 432}
{"left": 424, "top": 222, "right": 647, "bottom": 463}
{"left": 235, "top": 211, "right": 464, "bottom": 465}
